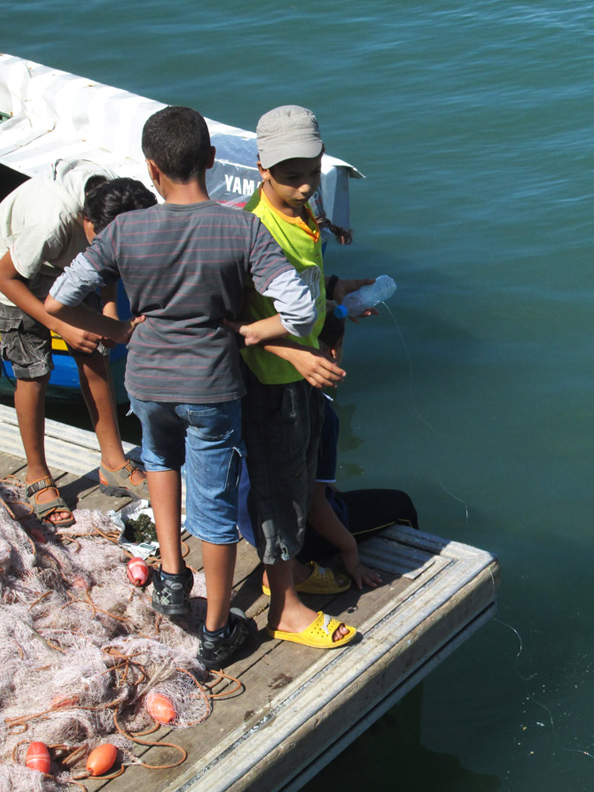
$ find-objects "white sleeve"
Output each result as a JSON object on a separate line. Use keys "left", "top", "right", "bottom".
{"left": 261, "top": 268, "right": 317, "bottom": 337}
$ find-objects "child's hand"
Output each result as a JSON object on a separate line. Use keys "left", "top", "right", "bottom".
{"left": 224, "top": 315, "right": 286, "bottom": 346}
{"left": 224, "top": 318, "right": 262, "bottom": 347}
{"left": 333, "top": 278, "right": 379, "bottom": 324}
{"left": 333, "top": 278, "right": 375, "bottom": 305}
{"left": 341, "top": 544, "right": 382, "bottom": 590}
{"left": 348, "top": 306, "right": 379, "bottom": 325}
{"left": 101, "top": 315, "right": 146, "bottom": 346}
{"left": 55, "top": 322, "right": 104, "bottom": 354}
{"left": 118, "top": 315, "right": 145, "bottom": 345}
{"left": 281, "top": 346, "right": 345, "bottom": 388}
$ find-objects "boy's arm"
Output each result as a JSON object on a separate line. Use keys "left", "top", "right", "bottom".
{"left": 226, "top": 313, "right": 289, "bottom": 347}
{"left": 101, "top": 283, "right": 119, "bottom": 321}
{"left": 0, "top": 250, "right": 104, "bottom": 354}
{"left": 44, "top": 295, "right": 144, "bottom": 346}
{"left": 307, "top": 483, "right": 382, "bottom": 590}
{"left": 259, "top": 339, "right": 345, "bottom": 388}
{"left": 249, "top": 222, "right": 317, "bottom": 337}
{"left": 223, "top": 320, "right": 346, "bottom": 388}
{"left": 45, "top": 249, "right": 141, "bottom": 345}
{"left": 227, "top": 265, "right": 317, "bottom": 346}
{"left": 261, "top": 268, "right": 317, "bottom": 337}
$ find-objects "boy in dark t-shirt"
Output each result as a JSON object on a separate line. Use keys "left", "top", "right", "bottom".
{"left": 46, "top": 106, "right": 317, "bottom": 669}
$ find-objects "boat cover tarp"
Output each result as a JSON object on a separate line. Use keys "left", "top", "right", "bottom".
{"left": 0, "top": 53, "right": 362, "bottom": 228}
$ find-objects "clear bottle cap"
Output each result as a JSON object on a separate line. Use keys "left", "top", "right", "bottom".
{"left": 333, "top": 304, "right": 348, "bottom": 319}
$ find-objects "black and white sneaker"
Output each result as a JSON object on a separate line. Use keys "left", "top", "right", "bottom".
{"left": 151, "top": 566, "right": 194, "bottom": 616}
{"left": 197, "top": 608, "right": 251, "bottom": 670}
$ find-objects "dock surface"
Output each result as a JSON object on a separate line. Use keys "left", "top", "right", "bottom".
{"left": 0, "top": 403, "right": 500, "bottom": 792}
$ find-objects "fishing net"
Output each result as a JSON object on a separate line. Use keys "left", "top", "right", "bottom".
{"left": 0, "top": 478, "right": 238, "bottom": 792}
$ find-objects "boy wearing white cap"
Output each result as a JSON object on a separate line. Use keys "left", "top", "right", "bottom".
{"left": 238, "top": 105, "right": 372, "bottom": 649}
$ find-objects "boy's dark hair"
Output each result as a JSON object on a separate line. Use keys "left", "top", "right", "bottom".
{"left": 83, "top": 178, "right": 157, "bottom": 233}
{"left": 141, "top": 106, "right": 212, "bottom": 183}
{"left": 318, "top": 312, "right": 345, "bottom": 350}
{"left": 84, "top": 175, "right": 109, "bottom": 195}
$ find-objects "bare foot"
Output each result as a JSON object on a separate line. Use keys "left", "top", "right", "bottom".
{"left": 332, "top": 622, "right": 351, "bottom": 641}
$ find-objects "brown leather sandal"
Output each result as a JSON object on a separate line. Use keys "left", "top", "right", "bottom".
{"left": 26, "top": 476, "right": 75, "bottom": 528}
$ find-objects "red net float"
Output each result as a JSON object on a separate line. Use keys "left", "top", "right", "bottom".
{"left": 25, "top": 742, "right": 50, "bottom": 774}
{"left": 146, "top": 691, "right": 176, "bottom": 724}
{"left": 127, "top": 556, "right": 149, "bottom": 586}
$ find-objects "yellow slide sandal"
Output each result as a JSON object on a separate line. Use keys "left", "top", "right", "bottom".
{"left": 262, "top": 561, "right": 351, "bottom": 597}
{"left": 266, "top": 611, "right": 357, "bottom": 649}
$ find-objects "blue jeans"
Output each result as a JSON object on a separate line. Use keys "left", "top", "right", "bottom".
{"left": 129, "top": 396, "right": 245, "bottom": 544}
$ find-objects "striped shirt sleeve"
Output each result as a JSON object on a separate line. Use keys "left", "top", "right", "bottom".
{"left": 49, "top": 252, "right": 109, "bottom": 305}
{"left": 249, "top": 218, "right": 317, "bottom": 337}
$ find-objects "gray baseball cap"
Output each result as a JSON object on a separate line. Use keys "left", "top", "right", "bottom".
{"left": 256, "top": 105, "right": 324, "bottom": 169}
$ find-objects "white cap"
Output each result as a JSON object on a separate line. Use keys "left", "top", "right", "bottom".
{"left": 257, "top": 105, "right": 323, "bottom": 169}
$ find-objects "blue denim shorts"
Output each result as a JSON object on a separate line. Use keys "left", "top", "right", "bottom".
{"left": 129, "top": 396, "right": 245, "bottom": 544}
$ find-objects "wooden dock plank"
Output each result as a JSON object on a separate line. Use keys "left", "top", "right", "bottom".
{"left": 0, "top": 410, "right": 500, "bottom": 792}
{"left": 0, "top": 449, "right": 25, "bottom": 478}
{"left": 90, "top": 529, "right": 497, "bottom": 792}
{"left": 0, "top": 403, "right": 141, "bottom": 482}
{"left": 197, "top": 562, "right": 495, "bottom": 792}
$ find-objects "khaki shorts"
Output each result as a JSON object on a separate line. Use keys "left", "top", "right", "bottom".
{"left": 0, "top": 303, "right": 54, "bottom": 379}
{"left": 0, "top": 294, "right": 108, "bottom": 380}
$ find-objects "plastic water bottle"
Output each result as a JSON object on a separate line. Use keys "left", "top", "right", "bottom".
{"left": 333, "top": 275, "right": 397, "bottom": 319}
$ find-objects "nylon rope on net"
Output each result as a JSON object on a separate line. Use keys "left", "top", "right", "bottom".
{"left": 0, "top": 477, "right": 243, "bottom": 792}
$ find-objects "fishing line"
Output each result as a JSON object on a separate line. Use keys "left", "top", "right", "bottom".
{"left": 374, "top": 302, "right": 591, "bottom": 765}
{"left": 379, "top": 301, "right": 470, "bottom": 526}
{"left": 492, "top": 614, "right": 594, "bottom": 761}
{"left": 378, "top": 315, "right": 589, "bottom": 760}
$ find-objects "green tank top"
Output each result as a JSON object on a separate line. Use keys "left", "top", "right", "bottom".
{"left": 241, "top": 187, "right": 326, "bottom": 384}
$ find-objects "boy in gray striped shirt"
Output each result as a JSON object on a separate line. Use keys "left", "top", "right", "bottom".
{"left": 46, "top": 106, "right": 317, "bottom": 669}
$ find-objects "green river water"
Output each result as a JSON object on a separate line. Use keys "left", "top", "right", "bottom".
{"left": 2, "top": 1, "right": 594, "bottom": 788}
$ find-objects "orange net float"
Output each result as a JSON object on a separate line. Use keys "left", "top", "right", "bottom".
{"left": 72, "top": 742, "right": 124, "bottom": 781}
{"left": 146, "top": 691, "right": 176, "bottom": 725}
{"left": 86, "top": 743, "right": 118, "bottom": 776}
{"left": 25, "top": 741, "right": 51, "bottom": 774}
{"left": 51, "top": 693, "right": 79, "bottom": 709}
{"left": 127, "top": 556, "right": 150, "bottom": 586}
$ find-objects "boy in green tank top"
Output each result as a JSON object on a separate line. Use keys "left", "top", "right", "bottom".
{"left": 239, "top": 106, "right": 373, "bottom": 648}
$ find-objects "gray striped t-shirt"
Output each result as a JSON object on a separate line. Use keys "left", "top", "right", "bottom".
{"left": 50, "top": 200, "right": 315, "bottom": 403}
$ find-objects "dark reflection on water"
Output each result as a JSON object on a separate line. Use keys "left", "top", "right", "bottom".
{"left": 308, "top": 685, "right": 501, "bottom": 792}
